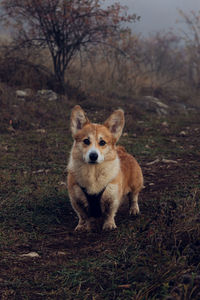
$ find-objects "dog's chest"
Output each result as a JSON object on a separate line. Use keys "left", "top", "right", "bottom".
{"left": 69, "top": 156, "right": 120, "bottom": 194}
{"left": 78, "top": 166, "right": 108, "bottom": 194}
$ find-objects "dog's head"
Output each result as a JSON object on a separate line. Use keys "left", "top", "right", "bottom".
{"left": 70, "top": 105, "right": 124, "bottom": 164}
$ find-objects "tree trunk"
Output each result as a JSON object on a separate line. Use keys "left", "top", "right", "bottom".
{"left": 52, "top": 55, "right": 66, "bottom": 92}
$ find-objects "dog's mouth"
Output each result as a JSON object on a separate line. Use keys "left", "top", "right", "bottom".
{"left": 88, "top": 161, "right": 98, "bottom": 164}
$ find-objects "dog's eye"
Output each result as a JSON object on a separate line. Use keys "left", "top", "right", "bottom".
{"left": 83, "top": 138, "right": 90, "bottom": 145}
{"left": 99, "top": 140, "right": 106, "bottom": 146}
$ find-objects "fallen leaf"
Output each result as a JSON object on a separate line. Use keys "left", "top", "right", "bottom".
{"left": 146, "top": 159, "right": 160, "bottom": 166}
{"left": 161, "top": 121, "right": 168, "bottom": 127}
{"left": 0, "top": 144, "right": 8, "bottom": 151}
{"left": 20, "top": 252, "right": 40, "bottom": 258}
{"left": 162, "top": 159, "right": 178, "bottom": 164}
{"left": 59, "top": 181, "right": 67, "bottom": 186}
{"left": 123, "top": 132, "right": 128, "bottom": 137}
{"left": 118, "top": 284, "right": 131, "bottom": 289}
{"left": 57, "top": 251, "right": 67, "bottom": 256}
{"left": 36, "top": 129, "right": 46, "bottom": 134}
{"left": 32, "top": 169, "right": 50, "bottom": 174}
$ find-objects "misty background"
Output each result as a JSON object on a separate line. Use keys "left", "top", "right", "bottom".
{"left": 1, "top": 0, "right": 200, "bottom": 103}
{"left": 108, "top": 0, "right": 200, "bottom": 36}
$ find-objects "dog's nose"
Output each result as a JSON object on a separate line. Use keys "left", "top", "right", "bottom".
{"left": 89, "top": 152, "right": 98, "bottom": 162}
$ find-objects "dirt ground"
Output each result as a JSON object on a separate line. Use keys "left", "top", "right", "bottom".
{"left": 0, "top": 101, "right": 200, "bottom": 299}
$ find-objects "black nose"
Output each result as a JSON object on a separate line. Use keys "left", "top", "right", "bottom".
{"left": 89, "top": 152, "right": 98, "bottom": 162}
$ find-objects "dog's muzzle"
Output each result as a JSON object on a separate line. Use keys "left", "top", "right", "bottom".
{"left": 85, "top": 147, "right": 104, "bottom": 164}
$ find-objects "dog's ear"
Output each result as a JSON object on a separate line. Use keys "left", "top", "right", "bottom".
{"left": 70, "top": 105, "right": 89, "bottom": 137}
{"left": 104, "top": 109, "right": 125, "bottom": 142}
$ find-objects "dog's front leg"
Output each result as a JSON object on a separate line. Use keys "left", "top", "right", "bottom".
{"left": 69, "top": 185, "right": 91, "bottom": 231}
{"left": 73, "top": 200, "right": 92, "bottom": 232}
{"left": 101, "top": 184, "right": 120, "bottom": 230}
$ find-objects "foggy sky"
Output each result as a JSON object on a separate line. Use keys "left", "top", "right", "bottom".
{"left": 108, "top": 0, "right": 200, "bottom": 36}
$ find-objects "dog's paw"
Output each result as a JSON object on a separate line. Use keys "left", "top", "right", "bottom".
{"left": 103, "top": 221, "right": 117, "bottom": 231}
{"left": 75, "top": 221, "right": 92, "bottom": 232}
{"left": 75, "top": 224, "right": 85, "bottom": 231}
{"left": 129, "top": 204, "right": 140, "bottom": 216}
{"left": 75, "top": 224, "right": 89, "bottom": 232}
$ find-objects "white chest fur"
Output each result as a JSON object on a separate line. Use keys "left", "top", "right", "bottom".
{"left": 68, "top": 156, "right": 120, "bottom": 194}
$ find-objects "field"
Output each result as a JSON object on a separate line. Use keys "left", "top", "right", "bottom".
{"left": 0, "top": 89, "right": 200, "bottom": 300}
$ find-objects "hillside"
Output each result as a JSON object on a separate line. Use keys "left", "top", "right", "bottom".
{"left": 0, "top": 85, "right": 200, "bottom": 299}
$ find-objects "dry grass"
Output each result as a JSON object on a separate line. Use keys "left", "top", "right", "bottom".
{"left": 1, "top": 30, "right": 200, "bottom": 109}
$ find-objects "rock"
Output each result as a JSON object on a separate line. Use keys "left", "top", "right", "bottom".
{"left": 179, "top": 131, "right": 187, "bottom": 137}
{"left": 16, "top": 89, "right": 33, "bottom": 99}
{"left": 37, "top": 89, "right": 58, "bottom": 101}
{"left": 137, "top": 96, "right": 169, "bottom": 116}
{"left": 16, "top": 90, "right": 28, "bottom": 98}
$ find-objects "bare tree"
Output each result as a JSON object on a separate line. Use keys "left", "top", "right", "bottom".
{"left": 1, "top": 0, "right": 138, "bottom": 90}
{"left": 179, "top": 10, "right": 200, "bottom": 89}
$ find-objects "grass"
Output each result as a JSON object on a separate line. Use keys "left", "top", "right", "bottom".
{"left": 0, "top": 91, "right": 200, "bottom": 299}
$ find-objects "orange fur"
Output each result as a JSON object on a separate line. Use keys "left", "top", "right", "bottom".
{"left": 67, "top": 105, "right": 143, "bottom": 231}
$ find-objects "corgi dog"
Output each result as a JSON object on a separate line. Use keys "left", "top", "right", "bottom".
{"left": 67, "top": 105, "right": 143, "bottom": 231}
